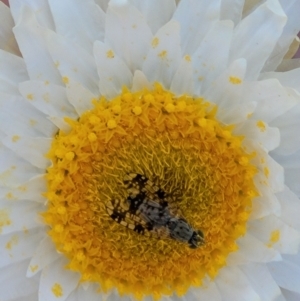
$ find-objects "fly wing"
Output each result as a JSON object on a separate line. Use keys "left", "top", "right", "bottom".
{"left": 124, "top": 173, "right": 178, "bottom": 213}
{"left": 105, "top": 199, "right": 152, "bottom": 235}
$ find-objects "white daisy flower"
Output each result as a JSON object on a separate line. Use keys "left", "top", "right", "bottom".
{"left": 0, "top": 0, "right": 300, "bottom": 300}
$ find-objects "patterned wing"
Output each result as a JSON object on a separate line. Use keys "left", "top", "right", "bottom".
{"left": 124, "top": 173, "right": 170, "bottom": 207}
{"left": 105, "top": 199, "right": 170, "bottom": 239}
{"left": 105, "top": 199, "right": 152, "bottom": 235}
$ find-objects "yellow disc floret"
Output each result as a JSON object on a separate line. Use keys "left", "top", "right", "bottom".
{"left": 43, "top": 84, "right": 257, "bottom": 300}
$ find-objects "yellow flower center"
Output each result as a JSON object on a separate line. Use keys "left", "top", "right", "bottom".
{"left": 43, "top": 84, "right": 257, "bottom": 300}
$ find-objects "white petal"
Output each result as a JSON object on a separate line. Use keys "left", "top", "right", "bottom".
{"left": 2, "top": 135, "right": 51, "bottom": 169}
{"left": 260, "top": 68, "right": 300, "bottom": 94}
{"left": 105, "top": 0, "right": 152, "bottom": 72}
{"left": 9, "top": 0, "right": 55, "bottom": 30}
{"left": 217, "top": 101, "right": 256, "bottom": 125}
{"left": 248, "top": 215, "right": 300, "bottom": 254}
{"left": 13, "top": 6, "right": 62, "bottom": 85}
{"left": 66, "top": 80, "right": 97, "bottom": 116}
{"left": 284, "top": 167, "right": 300, "bottom": 198}
{"left": 272, "top": 151, "right": 300, "bottom": 197}
{"left": 0, "top": 227, "right": 44, "bottom": 268}
{"left": 227, "top": 233, "right": 281, "bottom": 266}
{"left": 235, "top": 122, "right": 280, "bottom": 152}
{"left": 192, "top": 20, "right": 234, "bottom": 95}
{"left": 46, "top": 31, "right": 100, "bottom": 95}
{"left": 0, "top": 259, "right": 39, "bottom": 300}
{"left": 244, "top": 140, "right": 285, "bottom": 193}
{"left": 270, "top": 103, "right": 300, "bottom": 156}
{"left": 281, "top": 288, "right": 300, "bottom": 301}
{"left": 215, "top": 266, "right": 260, "bottom": 301}
{"left": 268, "top": 253, "right": 300, "bottom": 294}
{"left": 203, "top": 58, "right": 246, "bottom": 106}
{"left": 250, "top": 185, "right": 281, "bottom": 219}
{"left": 48, "top": 0, "right": 105, "bottom": 54}
{"left": 277, "top": 58, "right": 300, "bottom": 72}
{"left": 106, "top": 289, "right": 131, "bottom": 301}
{"left": 132, "top": 70, "right": 152, "bottom": 92}
{"left": 0, "top": 50, "right": 28, "bottom": 96}
{"left": 94, "top": 0, "right": 109, "bottom": 12}
{"left": 240, "top": 263, "right": 284, "bottom": 301}
{"left": 47, "top": 116, "right": 72, "bottom": 133}
{"left": 11, "top": 292, "right": 39, "bottom": 301}
{"left": 276, "top": 186, "right": 300, "bottom": 231}
{"left": 229, "top": 0, "right": 286, "bottom": 80}
{"left": 0, "top": 93, "right": 57, "bottom": 138}
{"left": 173, "top": 0, "right": 221, "bottom": 54}
{"left": 243, "top": 79, "right": 299, "bottom": 123}
{"left": 27, "top": 236, "right": 60, "bottom": 277}
{"left": 263, "top": 0, "right": 300, "bottom": 72}
{"left": 39, "top": 257, "right": 80, "bottom": 301}
{"left": 129, "top": 0, "right": 176, "bottom": 34}
{"left": 170, "top": 55, "right": 194, "bottom": 95}
{"left": 185, "top": 279, "right": 222, "bottom": 301}
{"left": 0, "top": 200, "right": 44, "bottom": 234}
{"left": 142, "top": 20, "right": 181, "bottom": 88}
{"left": 0, "top": 145, "right": 41, "bottom": 187}
{"left": 0, "top": 174, "right": 46, "bottom": 203}
{"left": 0, "top": 3, "right": 20, "bottom": 55}
{"left": 19, "top": 80, "right": 78, "bottom": 120}
{"left": 220, "top": 0, "right": 244, "bottom": 26}
{"left": 94, "top": 41, "right": 133, "bottom": 99}
{"left": 67, "top": 283, "right": 101, "bottom": 301}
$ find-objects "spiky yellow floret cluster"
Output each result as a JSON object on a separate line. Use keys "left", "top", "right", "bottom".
{"left": 43, "top": 84, "right": 257, "bottom": 300}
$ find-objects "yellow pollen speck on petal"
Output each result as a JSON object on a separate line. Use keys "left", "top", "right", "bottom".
{"left": 6, "top": 235, "right": 18, "bottom": 250}
{"left": 5, "top": 192, "right": 15, "bottom": 200}
{"left": 264, "top": 167, "right": 269, "bottom": 178}
{"left": 268, "top": 230, "right": 280, "bottom": 247}
{"left": 27, "top": 94, "right": 34, "bottom": 100}
{"left": 229, "top": 76, "right": 242, "bottom": 84}
{"left": 106, "top": 49, "right": 115, "bottom": 58}
{"left": 62, "top": 76, "right": 69, "bottom": 84}
{"left": 0, "top": 210, "right": 11, "bottom": 233}
{"left": 107, "top": 119, "right": 117, "bottom": 129}
{"left": 65, "top": 152, "right": 75, "bottom": 161}
{"left": 184, "top": 55, "right": 191, "bottom": 62}
{"left": 29, "top": 119, "right": 37, "bottom": 126}
{"left": 158, "top": 50, "right": 167, "bottom": 59}
{"left": 30, "top": 265, "right": 38, "bottom": 272}
{"left": 132, "top": 106, "right": 142, "bottom": 115}
{"left": 52, "top": 283, "right": 63, "bottom": 297}
{"left": 256, "top": 120, "right": 266, "bottom": 132}
{"left": 12, "top": 135, "right": 20, "bottom": 142}
{"left": 152, "top": 37, "right": 159, "bottom": 48}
